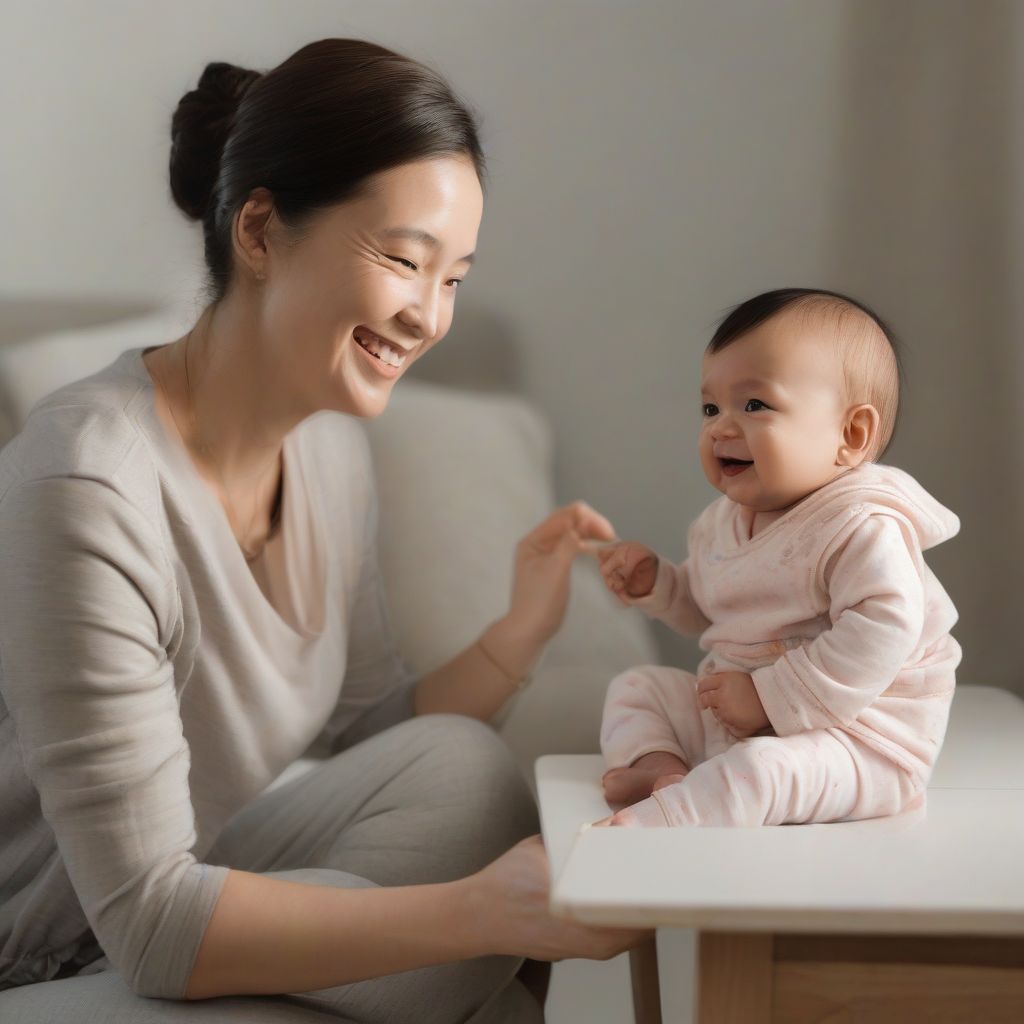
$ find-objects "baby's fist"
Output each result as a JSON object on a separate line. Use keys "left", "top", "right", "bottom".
{"left": 696, "top": 671, "right": 771, "bottom": 737}
{"left": 598, "top": 542, "right": 659, "bottom": 602}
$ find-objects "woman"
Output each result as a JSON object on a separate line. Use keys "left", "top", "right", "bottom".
{"left": 0, "top": 39, "right": 644, "bottom": 1021}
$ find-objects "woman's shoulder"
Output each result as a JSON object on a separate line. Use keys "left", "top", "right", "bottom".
{"left": 0, "top": 350, "right": 159, "bottom": 516}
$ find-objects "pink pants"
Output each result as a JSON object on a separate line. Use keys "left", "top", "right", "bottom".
{"left": 601, "top": 665, "right": 923, "bottom": 828}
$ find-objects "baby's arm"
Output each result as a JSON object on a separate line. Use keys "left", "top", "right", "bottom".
{"left": 596, "top": 542, "right": 710, "bottom": 636}
{"left": 751, "top": 515, "right": 926, "bottom": 736}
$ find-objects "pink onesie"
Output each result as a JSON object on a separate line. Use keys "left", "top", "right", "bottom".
{"left": 600, "top": 463, "right": 961, "bottom": 827}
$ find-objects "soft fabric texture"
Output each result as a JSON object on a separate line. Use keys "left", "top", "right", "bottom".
{"left": 601, "top": 463, "right": 961, "bottom": 826}
{"left": 0, "top": 347, "right": 420, "bottom": 995}
{"left": 0, "top": 714, "right": 542, "bottom": 1022}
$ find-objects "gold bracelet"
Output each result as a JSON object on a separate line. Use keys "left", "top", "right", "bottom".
{"left": 476, "top": 638, "right": 533, "bottom": 691}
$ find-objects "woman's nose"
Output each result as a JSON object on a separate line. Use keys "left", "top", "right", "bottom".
{"left": 397, "top": 282, "right": 441, "bottom": 341}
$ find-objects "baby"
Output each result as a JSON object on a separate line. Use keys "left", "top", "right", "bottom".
{"left": 597, "top": 288, "right": 960, "bottom": 828}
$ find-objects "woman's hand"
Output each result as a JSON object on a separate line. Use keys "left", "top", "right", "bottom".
{"left": 417, "top": 500, "right": 613, "bottom": 718}
{"left": 505, "top": 501, "right": 616, "bottom": 644}
{"left": 468, "top": 835, "right": 649, "bottom": 961}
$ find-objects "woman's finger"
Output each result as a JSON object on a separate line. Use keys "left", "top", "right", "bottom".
{"left": 568, "top": 501, "right": 617, "bottom": 541}
{"left": 529, "top": 502, "right": 616, "bottom": 546}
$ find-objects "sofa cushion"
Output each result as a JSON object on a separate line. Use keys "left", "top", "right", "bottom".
{"left": 0, "top": 308, "right": 192, "bottom": 449}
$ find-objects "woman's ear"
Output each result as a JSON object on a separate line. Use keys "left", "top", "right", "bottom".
{"left": 837, "top": 404, "right": 880, "bottom": 467}
{"left": 233, "top": 187, "right": 276, "bottom": 282}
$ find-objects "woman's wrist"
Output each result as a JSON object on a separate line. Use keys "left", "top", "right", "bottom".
{"left": 434, "top": 875, "right": 499, "bottom": 960}
{"left": 413, "top": 616, "right": 546, "bottom": 719}
{"left": 480, "top": 616, "right": 547, "bottom": 684}
{"left": 449, "top": 872, "right": 504, "bottom": 959}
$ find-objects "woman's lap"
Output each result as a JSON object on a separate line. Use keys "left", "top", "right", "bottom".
{"left": 1, "top": 715, "right": 542, "bottom": 1023}
{"left": 206, "top": 713, "right": 539, "bottom": 885}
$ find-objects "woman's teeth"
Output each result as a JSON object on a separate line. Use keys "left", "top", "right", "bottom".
{"left": 356, "top": 332, "right": 406, "bottom": 368}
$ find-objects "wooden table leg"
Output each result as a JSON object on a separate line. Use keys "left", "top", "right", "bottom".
{"left": 696, "top": 931, "right": 773, "bottom": 1024}
{"left": 629, "top": 935, "right": 663, "bottom": 1024}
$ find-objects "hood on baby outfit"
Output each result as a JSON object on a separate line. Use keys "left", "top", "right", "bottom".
{"left": 799, "top": 462, "right": 959, "bottom": 551}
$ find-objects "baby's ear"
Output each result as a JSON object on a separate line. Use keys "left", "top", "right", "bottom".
{"left": 837, "top": 404, "right": 880, "bottom": 467}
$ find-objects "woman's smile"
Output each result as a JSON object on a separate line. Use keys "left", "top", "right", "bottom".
{"left": 353, "top": 326, "right": 413, "bottom": 377}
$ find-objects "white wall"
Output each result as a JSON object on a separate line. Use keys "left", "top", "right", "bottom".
{"left": 2, "top": 0, "right": 1019, "bottom": 692}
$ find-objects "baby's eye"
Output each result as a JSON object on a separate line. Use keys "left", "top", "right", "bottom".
{"left": 387, "top": 256, "right": 418, "bottom": 271}
{"left": 745, "top": 399, "right": 768, "bottom": 412}
{"left": 702, "top": 403, "right": 719, "bottom": 417}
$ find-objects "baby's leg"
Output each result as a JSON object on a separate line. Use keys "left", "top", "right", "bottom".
{"left": 601, "top": 665, "right": 712, "bottom": 808}
{"left": 618, "top": 730, "right": 921, "bottom": 828}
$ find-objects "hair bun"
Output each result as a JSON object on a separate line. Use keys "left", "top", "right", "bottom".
{"left": 169, "top": 62, "right": 262, "bottom": 221}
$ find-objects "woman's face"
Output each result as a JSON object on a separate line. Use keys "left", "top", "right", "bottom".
{"left": 260, "top": 155, "right": 483, "bottom": 419}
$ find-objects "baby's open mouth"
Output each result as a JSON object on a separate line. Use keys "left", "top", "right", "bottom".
{"left": 719, "top": 457, "right": 753, "bottom": 477}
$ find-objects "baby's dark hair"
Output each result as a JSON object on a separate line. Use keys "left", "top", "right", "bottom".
{"left": 707, "top": 288, "right": 903, "bottom": 460}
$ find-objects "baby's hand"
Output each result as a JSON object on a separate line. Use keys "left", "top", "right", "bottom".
{"left": 596, "top": 542, "right": 659, "bottom": 604}
{"left": 696, "top": 671, "right": 771, "bottom": 738}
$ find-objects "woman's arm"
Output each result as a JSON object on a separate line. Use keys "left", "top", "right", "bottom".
{"left": 0, "top": 477, "right": 230, "bottom": 998}
{"left": 414, "top": 502, "right": 616, "bottom": 719}
{"left": 185, "top": 836, "right": 646, "bottom": 999}
{"left": 414, "top": 614, "right": 539, "bottom": 720}
{"left": 184, "top": 868, "right": 480, "bottom": 998}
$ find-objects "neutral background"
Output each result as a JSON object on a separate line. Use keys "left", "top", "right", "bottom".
{"left": 2, "top": 0, "right": 1020, "bottom": 691}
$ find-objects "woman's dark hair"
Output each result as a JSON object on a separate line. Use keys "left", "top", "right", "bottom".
{"left": 707, "top": 288, "right": 903, "bottom": 459}
{"left": 169, "top": 39, "right": 485, "bottom": 303}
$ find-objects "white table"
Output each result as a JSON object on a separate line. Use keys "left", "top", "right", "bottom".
{"left": 536, "top": 685, "right": 1024, "bottom": 1023}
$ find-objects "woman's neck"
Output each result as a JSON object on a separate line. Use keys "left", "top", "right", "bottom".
{"left": 177, "top": 297, "right": 301, "bottom": 488}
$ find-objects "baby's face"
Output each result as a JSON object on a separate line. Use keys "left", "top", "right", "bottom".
{"left": 699, "top": 311, "right": 850, "bottom": 512}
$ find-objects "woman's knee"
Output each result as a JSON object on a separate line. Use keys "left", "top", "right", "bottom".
{"left": 374, "top": 714, "right": 538, "bottom": 869}
{"left": 420, "top": 714, "right": 537, "bottom": 832}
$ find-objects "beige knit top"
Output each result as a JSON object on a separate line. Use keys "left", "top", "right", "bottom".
{"left": 0, "top": 347, "right": 416, "bottom": 996}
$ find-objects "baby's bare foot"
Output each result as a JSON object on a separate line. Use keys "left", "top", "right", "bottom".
{"left": 602, "top": 751, "right": 689, "bottom": 809}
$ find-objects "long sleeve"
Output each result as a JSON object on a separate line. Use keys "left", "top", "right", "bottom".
{"left": 628, "top": 556, "right": 711, "bottom": 637}
{"left": 0, "top": 477, "right": 228, "bottom": 998}
{"left": 750, "top": 515, "right": 925, "bottom": 736}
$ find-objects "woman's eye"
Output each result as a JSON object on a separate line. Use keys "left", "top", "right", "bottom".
{"left": 387, "top": 256, "right": 418, "bottom": 271}
{"left": 446, "top": 278, "right": 463, "bottom": 289}
{"left": 745, "top": 399, "right": 767, "bottom": 412}
{"left": 702, "top": 403, "right": 719, "bottom": 417}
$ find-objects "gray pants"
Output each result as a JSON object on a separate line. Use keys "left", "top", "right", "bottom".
{"left": 0, "top": 714, "right": 543, "bottom": 1023}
